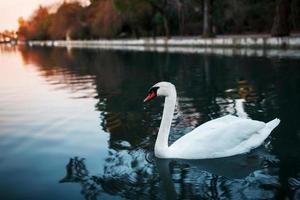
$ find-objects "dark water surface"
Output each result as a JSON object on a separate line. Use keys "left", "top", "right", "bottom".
{"left": 0, "top": 45, "right": 300, "bottom": 200}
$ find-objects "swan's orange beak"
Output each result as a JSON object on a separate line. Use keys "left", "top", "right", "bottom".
{"left": 143, "top": 91, "right": 157, "bottom": 102}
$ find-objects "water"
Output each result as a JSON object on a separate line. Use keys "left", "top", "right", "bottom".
{"left": 0, "top": 45, "right": 300, "bottom": 200}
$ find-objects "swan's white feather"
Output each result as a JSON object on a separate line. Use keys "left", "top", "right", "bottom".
{"left": 167, "top": 115, "right": 279, "bottom": 159}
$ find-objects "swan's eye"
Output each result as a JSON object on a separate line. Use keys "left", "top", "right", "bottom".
{"left": 143, "top": 87, "right": 159, "bottom": 102}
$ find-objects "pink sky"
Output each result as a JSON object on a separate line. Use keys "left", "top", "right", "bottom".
{"left": 0, "top": 0, "right": 88, "bottom": 32}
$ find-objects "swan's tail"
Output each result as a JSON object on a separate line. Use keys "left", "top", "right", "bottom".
{"left": 266, "top": 118, "right": 280, "bottom": 131}
{"left": 242, "top": 118, "right": 280, "bottom": 154}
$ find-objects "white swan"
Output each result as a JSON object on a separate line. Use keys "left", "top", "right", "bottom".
{"left": 144, "top": 82, "right": 280, "bottom": 159}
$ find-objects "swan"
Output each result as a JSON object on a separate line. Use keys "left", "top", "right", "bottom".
{"left": 143, "top": 82, "right": 280, "bottom": 159}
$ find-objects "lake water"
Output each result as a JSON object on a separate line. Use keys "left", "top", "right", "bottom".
{"left": 0, "top": 45, "right": 300, "bottom": 200}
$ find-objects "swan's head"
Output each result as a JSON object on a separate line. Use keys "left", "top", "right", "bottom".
{"left": 143, "top": 82, "right": 175, "bottom": 102}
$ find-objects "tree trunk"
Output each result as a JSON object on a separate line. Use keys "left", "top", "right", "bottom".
{"left": 177, "top": 0, "right": 184, "bottom": 35}
{"left": 203, "top": 0, "right": 213, "bottom": 38}
{"left": 163, "top": 15, "right": 170, "bottom": 38}
{"left": 271, "top": 0, "right": 291, "bottom": 37}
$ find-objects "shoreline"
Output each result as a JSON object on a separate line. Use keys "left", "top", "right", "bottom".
{"left": 27, "top": 35, "right": 300, "bottom": 49}
{"left": 14, "top": 36, "right": 300, "bottom": 58}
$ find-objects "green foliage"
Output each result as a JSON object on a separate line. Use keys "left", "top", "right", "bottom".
{"left": 89, "top": 0, "right": 99, "bottom": 4}
{"left": 114, "top": 0, "right": 153, "bottom": 37}
{"left": 213, "top": 0, "right": 276, "bottom": 34}
{"left": 153, "top": 12, "right": 163, "bottom": 25}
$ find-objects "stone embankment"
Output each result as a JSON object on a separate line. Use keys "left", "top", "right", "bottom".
{"left": 28, "top": 36, "right": 300, "bottom": 48}
{"left": 25, "top": 35, "right": 300, "bottom": 58}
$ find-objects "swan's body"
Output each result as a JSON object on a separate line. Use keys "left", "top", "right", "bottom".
{"left": 144, "top": 82, "right": 280, "bottom": 159}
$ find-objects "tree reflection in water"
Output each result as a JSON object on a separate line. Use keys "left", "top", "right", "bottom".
{"left": 289, "top": 175, "right": 300, "bottom": 200}
{"left": 17, "top": 46, "right": 300, "bottom": 199}
{"left": 60, "top": 151, "right": 280, "bottom": 199}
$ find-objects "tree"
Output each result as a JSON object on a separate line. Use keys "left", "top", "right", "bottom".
{"left": 17, "top": 17, "right": 29, "bottom": 41}
{"left": 86, "top": 0, "right": 123, "bottom": 38}
{"left": 17, "top": 6, "right": 52, "bottom": 40}
{"left": 48, "top": 2, "right": 84, "bottom": 39}
{"left": 202, "top": 0, "right": 213, "bottom": 37}
{"left": 114, "top": 0, "right": 152, "bottom": 38}
{"left": 146, "top": 0, "right": 171, "bottom": 38}
{"left": 271, "top": 0, "right": 291, "bottom": 36}
{"left": 176, "top": 0, "right": 184, "bottom": 35}
{"left": 17, "top": 0, "right": 300, "bottom": 39}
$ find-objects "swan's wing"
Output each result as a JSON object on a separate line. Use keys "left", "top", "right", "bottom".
{"left": 190, "top": 115, "right": 253, "bottom": 133}
{"left": 169, "top": 115, "right": 266, "bottom": 159}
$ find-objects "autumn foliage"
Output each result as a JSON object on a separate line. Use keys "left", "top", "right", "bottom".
{"left": 17, "top": 0, "right": 300, "bottom": 41}
{"left": 18, "top": 6, "right": 52, "bottom": 40}
{"left": 18, "top": 0, "right": 153, "bottom": 40}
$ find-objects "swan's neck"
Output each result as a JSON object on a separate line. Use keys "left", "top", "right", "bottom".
{"left": 155, "top": 89, "right": 176, "bottom": 157}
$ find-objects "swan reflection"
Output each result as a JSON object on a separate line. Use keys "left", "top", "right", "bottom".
{"left": 289, "top": 176, "right": 300, "bottom": 199}
{"left": 61, "top": 147, "right": 280, "bottom": 199}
